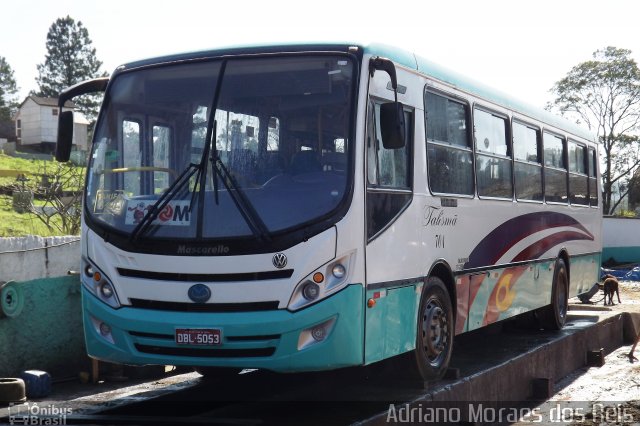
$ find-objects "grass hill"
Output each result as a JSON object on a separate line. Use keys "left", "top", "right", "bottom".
{"left": 0, "top": 153, "right": 84, "bottom": 237}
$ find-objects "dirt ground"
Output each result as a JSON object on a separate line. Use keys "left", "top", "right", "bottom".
{"left": 516, "top": 280, "right": 640, "bottom": 425}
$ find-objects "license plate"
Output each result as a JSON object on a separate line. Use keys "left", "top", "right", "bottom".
{"left": 175, "top": 328, "right": 221, "bottom": 346}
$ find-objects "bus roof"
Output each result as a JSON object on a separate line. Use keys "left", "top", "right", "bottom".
{"left": 117, "top": 42, "right": 596, "bottom": 142}
{"left": 362, "top": 43, "right": 596, "bottom": 142}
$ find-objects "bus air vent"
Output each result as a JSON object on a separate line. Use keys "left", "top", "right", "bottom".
{"left": 128, "top": 299, "right": 280, "bottom": 312}
{"left": 134, "top": 344, "right": 276, "bottom": 358}
{"left": 118, "top": 268, "right": 294, "bottom": 282}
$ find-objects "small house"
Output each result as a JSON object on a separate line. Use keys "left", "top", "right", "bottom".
{"left": 14, "top": 96, "right": 89, "bottom": 154}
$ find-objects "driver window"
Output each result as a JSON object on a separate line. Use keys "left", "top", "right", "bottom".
{"left": 367, "top": 100, "right": 411, "bottom": 189}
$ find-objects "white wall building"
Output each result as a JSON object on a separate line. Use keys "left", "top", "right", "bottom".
{"left": 14, "top": 97, "right": 89, "bottom": 153}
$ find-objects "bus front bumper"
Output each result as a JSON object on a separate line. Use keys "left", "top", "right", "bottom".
{"left": 82, "top": 284, "right": 364, "bottom": 372}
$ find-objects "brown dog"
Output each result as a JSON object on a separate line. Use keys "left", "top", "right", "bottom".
{"left": 602, "top": 274, "right": 621, "bottom": 306}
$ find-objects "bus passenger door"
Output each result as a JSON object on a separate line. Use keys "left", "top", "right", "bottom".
{"left": 363, "top": 85, "right": 418, "bottom": 364}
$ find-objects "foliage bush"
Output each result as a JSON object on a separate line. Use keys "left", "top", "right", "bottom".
{"left": 0, "top": 154, "right": 85, "bottom": 236}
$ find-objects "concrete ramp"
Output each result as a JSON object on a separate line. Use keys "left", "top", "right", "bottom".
{"left": 358, "top": 308, "right": 640, "bottom": 425}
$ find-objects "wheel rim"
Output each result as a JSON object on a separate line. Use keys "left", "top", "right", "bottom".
{"left": 421, "top": 296, "right": 449, "bottom": 367}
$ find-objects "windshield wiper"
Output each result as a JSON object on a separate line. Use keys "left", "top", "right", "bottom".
{"left": 194, "top": 59, "right": 271, "bottom": 242}
{"left": 211, "top": 156, "right": 272, "bottom": 243}
{"left": 130, "top": 163, "right": 200, "bottom": 241}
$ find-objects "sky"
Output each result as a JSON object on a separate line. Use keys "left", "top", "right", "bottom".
{"left": 2, "top": 0, "right": 640, "bottom": 110}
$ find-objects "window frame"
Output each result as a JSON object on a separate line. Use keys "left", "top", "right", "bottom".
{"left": 542, "top": 130, "right": 568, "bottom": 205}
{"left": 120, "top": 117, "right": 144, "bottom": 196}
{"left": 512, "top": 119, "right": 543, "bottom": 203}
{"left": 588, "top": 146, "right": 599, "bottom": 208}
{"left": 366, "top": 97, "right": 414, "bottom": 192}
{"left": 365, "top": 96, "right": 415, "bottom": 242}
{"left": 424, "top": 87, "right": 475, "bottom": 198}
{"left": 472, "top": 104, "right": 513, "bottom": 200}
{"left": 151, "top": 121, "right": 174, "bottom": 194}
{"left": 567, "top": 139, "right": 589, "bottom": 207}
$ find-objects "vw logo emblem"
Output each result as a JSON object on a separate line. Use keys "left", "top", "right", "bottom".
{"left": 188, "top": 284, "right": 211, "bottom": 303}
{"left": 272, "top": 253, "right": 287, "bottom": 269}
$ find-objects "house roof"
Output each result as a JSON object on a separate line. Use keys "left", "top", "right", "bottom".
{"left": 19, "top": 96, "right": 75, "bottom": 109}
{"left": 73, "top": 112, "right": 90, "bottom": 125}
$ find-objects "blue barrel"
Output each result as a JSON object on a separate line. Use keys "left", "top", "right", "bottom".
{"left": 19, "top": 370, "right": 51, "bottom": 399}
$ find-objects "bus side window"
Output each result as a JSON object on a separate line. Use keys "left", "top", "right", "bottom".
{"left": 425, "top": 91, "right": 473, "bottom": 196}
{"left": 588, "top": 147, "right": 599, "bottom": 207}
{"left": 474, "top": 108, "right": 512, "bottom": 199}
{"left": 543, "top": 132, "right": 568, "bottom": 203}
{"left": 366, "top": 99, "right": 413, "bottom": 240}
{"left": 568, "top": 141, "right": 588, "bottom": 205}
{"left": 513, "top": 121, "right": 543, "bottom": 201}
{"left": 367, "top": 101, "right": 412, "bottom": 189}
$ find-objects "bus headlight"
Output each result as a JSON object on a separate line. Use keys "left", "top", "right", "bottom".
{"left": 100, "top": 282, "right": 114, "bottom": 299}
{"left": 81, "top": 257, "right": 121, "bottom": 309}
{"left": 332, "top": 264, "right": 346, "bottom": 279}
{"left": 302, "top": 282, "right": 320, "bottom": 301}
{"left": 288, "top": 253, "right": 354, "bottom": 311}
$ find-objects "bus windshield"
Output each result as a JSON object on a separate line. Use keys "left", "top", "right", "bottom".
{"left": 87, "top": 55, "right": 355, "bottom": 241}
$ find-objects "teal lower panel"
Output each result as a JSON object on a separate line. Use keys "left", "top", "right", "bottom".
{"left": 569, "top": 253, "right": 602, "bottom": 296}
{"left": 602, "top": 247, "right": 640, "bottom": 265}
{"left": 364, "top": 284, "right": 421, "bottom": 365}
{"left": 83, "top": 284, "right": 364, "bottom": 372}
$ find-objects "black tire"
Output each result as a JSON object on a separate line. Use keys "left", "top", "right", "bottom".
{"left": 0, "top": 378, "right": 26, "bottom": 404}
{"left": 193, "top": 367, "right": 242, "bottom": 381}
{"left": 539, "top": 258, "right": 569, "bottom": 330}
{"left": 412, "top": 276, "right": 454, "bottom": 381}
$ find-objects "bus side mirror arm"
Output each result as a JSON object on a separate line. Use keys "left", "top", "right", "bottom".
{"left": 369, "top": 57, "right": 405, "bottom": 149}
{"left": 56, "top": 77, "right": 109, "bottom": 162}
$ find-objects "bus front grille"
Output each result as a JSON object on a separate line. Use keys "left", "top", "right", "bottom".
{"left": 118, "top": 268, "right": 293, "bottom": 282}
{"left": 134, "top": 344, "right": 275, "bottom": 358}
{"left": 128, "top": 299, "right": 280, "bottom": 312}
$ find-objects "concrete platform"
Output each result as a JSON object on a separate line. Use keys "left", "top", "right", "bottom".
{"left": 358, "top": 307, "right": 640, "bottom": 425}
{"left": 1, "top": 305, "right": 639, "bottom": 425}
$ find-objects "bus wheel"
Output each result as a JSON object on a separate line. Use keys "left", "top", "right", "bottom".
{"left": 414, "top": 277, "right": 454, "bottom": 381}
{"left": 193, "top": 367, "right": 241, "bottom": 381}
{"left": 539, "top": 258, "right": 569, "bottom": 330}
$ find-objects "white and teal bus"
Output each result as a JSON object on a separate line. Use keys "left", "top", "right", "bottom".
{"left": 56, "top": 43, "right": 601, "bottom": 380}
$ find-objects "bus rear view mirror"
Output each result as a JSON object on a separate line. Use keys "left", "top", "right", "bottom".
{"left": 56, "top": 110, "right": 74, "bottom": 162}
{"left": 380, "top": 101, "right": 405, "bottom": 149}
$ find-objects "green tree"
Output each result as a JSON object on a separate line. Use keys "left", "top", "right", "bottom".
{"left": 628, "top": 168, "right": 640, "bottom": 212}
{"left": 35, "top": 16, "right": 106, "bottom": 126}
{"left": 0, "top": 56, "right": 19, "bottom": 121}
{"left": 548, "top": 47, "right": 640, "bottom": 215}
